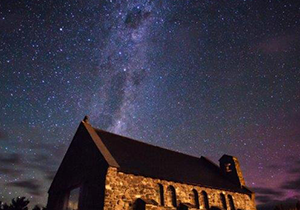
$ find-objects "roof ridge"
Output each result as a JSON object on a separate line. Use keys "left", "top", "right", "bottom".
{"left": 83, "top": 122, "right": 119, "bottom": 167}
{"left": 93, "top": 127, "right": 216, "bottom": 164}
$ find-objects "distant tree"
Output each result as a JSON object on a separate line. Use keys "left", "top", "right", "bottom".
{"left": 3, "top": 204, "right": 10, "bottom": 210}
{"left": 32, "top": 205, "right": 41, "bottom": 210}
{"left": 9, "top": 197, "right": 29, "bottom": 210}
{"left": 0, "top": 201, "right": 10, "bottom": 210}
{"left": 274, "top": 204, "right": 285, "bottom": 210}
{"left": 274, "top": 205, "right": 281, "bottom": 210}
{"left": 32, "top": 206, "right": 41, "bottom": 210}
{"left": 296, "top": 201, "right": 300, "bottom": 210}
{"left": 32, "top": 204, "right": 47, "bottom": 210}
{"left": 1, "top": 197, "right": 46, "bottom": 210}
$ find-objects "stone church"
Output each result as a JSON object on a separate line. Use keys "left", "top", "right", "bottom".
{"left": 47, "top": 117, "right": 256, "bottom": 210}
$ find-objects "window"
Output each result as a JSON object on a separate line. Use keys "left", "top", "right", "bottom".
{"left": 225, "top": 163, "right": 232, "bottom": 172}
{"left": 192, "top": 189, "right": 200, "bottom": 209}
{"left": 166, "top": 186, "right": 177, "bottom": 207}
{"left": 67, "top": 187, "right": 80, "bottom": 210}
{"left": 220, "top": 194, "right": 227, "bottom": 209}
{"left": 201, "top": 191, "right": 209, "bottom": 210}
{"left": 158, "top": 184, "right": 164, "bottom": 206}
{"left": 228, "top": 195, "right": 235, "bottom": 210}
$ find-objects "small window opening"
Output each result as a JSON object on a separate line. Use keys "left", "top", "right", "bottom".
{"left": 220, "top": 193, "right": 227, "bottom": 209}
{"left": 202, "top": 191, "right": 209, "bottom": 210}
{"left": 167, "top": 186, "right": 177, "bottom": 207}
{"left": 158, "top": 184, "right": 164, "bottom": 206}
{"left": 193, "top": 189, "right": 200, "bottom": 209}
{"left": 228, "top": 195, "right": 235, "bottom": 210}
{"left": 225, "top": 163, "right": 232, "bottom": 172}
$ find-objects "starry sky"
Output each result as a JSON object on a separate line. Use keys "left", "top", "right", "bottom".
{"left": 1, "top": 0, "right": 300, "bottom": 207}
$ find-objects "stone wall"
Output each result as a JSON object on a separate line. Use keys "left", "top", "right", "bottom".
{"left": 103, "top": 167, "right": 256, "bottom": 210}
{"left": 231, "top": 157, "right": 246, "bottom": 187}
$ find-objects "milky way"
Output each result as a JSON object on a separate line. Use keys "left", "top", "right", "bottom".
{"left": 1, "top": 0, "right": 300, "bottom": 207}
{"left": 91, "top": 0, "right": 166, "bottom": 133}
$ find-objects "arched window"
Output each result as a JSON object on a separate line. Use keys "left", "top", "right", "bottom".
{"left": 158, "top": 184, "right": 164, "bottom": 206}
{"left": 192, "top": 189, "right": 200, "bottom": 209}
{"left": 220, "top": 193, "right": 227, "bottom": 209}
{"left": 228, "top": 195, "right": 235, "bottom": 210}
{"left": 166, "top": 186, "right": 177, "bottom": 207}
{"left": 201, "top": 191, "right": 209, "bottom": 210}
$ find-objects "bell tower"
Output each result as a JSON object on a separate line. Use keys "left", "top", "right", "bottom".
{"left": 219, "top": 154, "right": 246, "bottom": 187}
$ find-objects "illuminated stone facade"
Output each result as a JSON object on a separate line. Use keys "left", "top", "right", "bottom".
{"left": 104, "top": 167, "right": 256, "bottom": 210}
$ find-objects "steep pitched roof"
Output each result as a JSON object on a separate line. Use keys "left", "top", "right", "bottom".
{"left": 82, "top": 120, "right": 251, "bottom": 194}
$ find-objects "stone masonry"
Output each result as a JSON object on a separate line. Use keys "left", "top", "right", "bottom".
{"left": 104, "top": 167, "right": 256, "bottom": 210}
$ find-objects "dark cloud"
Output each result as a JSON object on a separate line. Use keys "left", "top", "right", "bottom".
{"left": 0, "top": 167, "right": 24, "bottom": 177}
{"left": 0, "top": 142, "right": 63, "bottom": 197}
{"left": 44, "top": 171, "right": 56, "bottom": 182}
{"left": 281, "top": 177, "right": 300, "bottom": 192}
{"left": 24, "top": 140, "right": 67, "bottom": 159}
{"left": 6, "top": 179, "right": 43, "bottom": 196}
{"left": 0, "top": 153, "right": 24, "bottom": 177}
{"left": 257, "top": 198, "right": 299, "bottom": 210}
{"left": 253, "top": 187, "right": 285, "bottom": 197}
{"left": 26, "top": 161, "right": 57, "bottom": 183}
{"left": 0, "top": 153, "right": 22, "bottom": 164}
{"left": 280, "top": 159, "right": 300, "bottom": 192}
{"left": 25, "top": 153, "right": 59, "bottom": 183}
{"left": 0, "top": 151, "right": 57, "bottom": 199}
{"left": 0, "top": 149, "right": 59, "bottom": 181}
{"left": 256, "top": 195, "right": 274, "bottom": 204}
{"left": 253, "top": 187, "right": 285, "bottom": 205}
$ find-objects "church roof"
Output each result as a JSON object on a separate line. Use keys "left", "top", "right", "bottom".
{"left": 82, "top": 119, "right": 252, "bottom": 194}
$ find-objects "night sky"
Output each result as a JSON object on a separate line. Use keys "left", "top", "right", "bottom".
{"left": 1, "top": 0, "right": 300, "bottom": 207}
